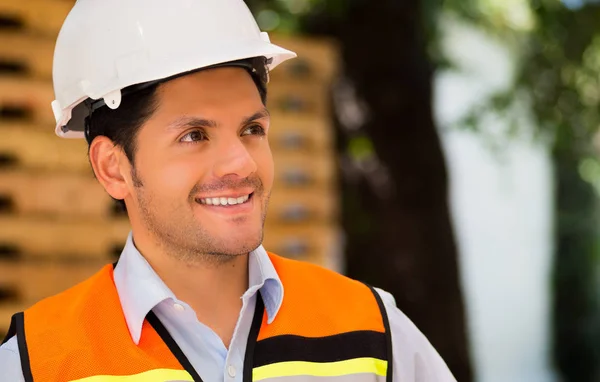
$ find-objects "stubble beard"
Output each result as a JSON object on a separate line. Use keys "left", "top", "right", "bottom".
{"left": 132, "top": 168, "right": 269, "bottom": 266}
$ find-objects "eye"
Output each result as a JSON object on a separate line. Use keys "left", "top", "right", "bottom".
{"left": 180, "top": 129, "right": 207, "bottom": 143}
{"left": 242, "top": 124, "right": 266, "bottom": 137}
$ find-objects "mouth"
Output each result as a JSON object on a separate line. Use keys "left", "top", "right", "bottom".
{"left": 195, "top": 192, "right": 254, "bottom": 207}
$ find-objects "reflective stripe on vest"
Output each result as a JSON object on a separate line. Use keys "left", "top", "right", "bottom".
{"left": 3, "top": 253, "right": 393, "bottom": 382}
{"left": 253, "top": 358, "right": 388, "bottom": 381}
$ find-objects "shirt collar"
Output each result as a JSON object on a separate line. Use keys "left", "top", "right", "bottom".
{"left": 246, "top": 244, "right": 284, "bottom": 324}
{"left": 113, "top": 232, "right": 284, "bottom": 345}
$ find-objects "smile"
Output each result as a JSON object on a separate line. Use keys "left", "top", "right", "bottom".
{"left": 197, "top": 193, "right": 253, "bottom": 206}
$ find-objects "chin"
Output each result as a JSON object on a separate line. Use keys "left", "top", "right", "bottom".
{"left": 219, "top": 232, "right": 263, "bottom": 255}
{"left": 218, "top": 242, "right": 262, "bottom": 256}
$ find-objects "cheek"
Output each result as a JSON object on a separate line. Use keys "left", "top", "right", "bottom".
{"left": 253, "top": 143, "right": 274, "bottom": 188}
{"left": 138, "top": 153, "right": 206, "bottom": 199}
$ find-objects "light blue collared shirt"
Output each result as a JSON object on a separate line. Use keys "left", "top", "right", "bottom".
{"left": 0, "top": 233, "right": 457, "bottom": 381}
{"left": 112, "top": 233, "right": 283, "bottom": 381}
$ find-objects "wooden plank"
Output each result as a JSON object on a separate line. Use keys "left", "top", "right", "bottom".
{"left": 269, "top": 113, "right": 333, "bottom": 153}
{"left": 0, "top": 170, "right": 111, "bottom": 217}
{"left": 262, "top": 224, "right": 339, "bottom": 266}
{"left": 0, "top": 260, "right": 106, "bottom": 304}
{"left": 0, "top": 75, "right": 54, "bottom": 124}
{"left": 0, "top": 31, "right": 55, "bottom": 79}
{"left": 269, "top": 81, "right": 330, "bottom": 117}
{"left": 0, "top": 122, "right": 90, "bottom": 171}
{"left": 0, "top": 31, "right": 337, "bottom": 84}
{"left": 0, "top": 0, "right": 71, "bottom": 36}
{"left": 0, "top": 214, "right": 336, "bottom": 262}
{"left": 0, "top": 118, "right": 333, "bottom": 172}
{"left": 0, "top": 2, "right": 339, "bottom": 82}
{"left": 0, "top": 216, "right": 130, "bottom": 260}
{"left": 0, "top": 132, "right": 335, "bottom": 191}
{"left": 0, "top": 225, "right": 338, "bottom": 304}
{"left": 270, "top": 35, "right": 339, "bottom": 83}
{"left": 0, "top": 170, "right": 337, "bottom": 221}
{"left": 267, "top": 188, "right": 338, "bottom": 224}
{"left": 0, "top": 75, "right": 329, "bottom": 126}
{"left": 274, "top": 151, "right": 336, "bottom": 190}
{"left": 0, "top": 302, "right": 23, "bottom": 335}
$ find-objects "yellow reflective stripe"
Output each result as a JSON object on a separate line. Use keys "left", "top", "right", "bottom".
{"left": 69, "top": 368, "right": 193, "bottom": 382}
{"left": 252, "top": 357, "right": 387, "bottom": 381}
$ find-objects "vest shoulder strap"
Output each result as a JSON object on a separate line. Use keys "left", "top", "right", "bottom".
{"left": 264, "top": 252, "right": 387, "bottom": 338}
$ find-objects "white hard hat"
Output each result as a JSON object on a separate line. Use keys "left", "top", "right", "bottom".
{"left": 51, "top": 0, "right": 297, "bottom": 139}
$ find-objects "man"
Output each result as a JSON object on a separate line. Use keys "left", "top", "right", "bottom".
{"left": 0, "top": 0, "right": 457, "bottom": 381}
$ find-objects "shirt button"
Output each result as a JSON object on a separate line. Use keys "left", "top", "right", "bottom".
{"left": 173, "top": 303, "right": 185, "bottom": 312}
{"left": 227, "top": 365, "right": 236, "bottom": 378}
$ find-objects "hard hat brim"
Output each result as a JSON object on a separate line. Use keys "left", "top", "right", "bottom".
{"left": 54, "top": 40, "right": 297, "bottom": 139}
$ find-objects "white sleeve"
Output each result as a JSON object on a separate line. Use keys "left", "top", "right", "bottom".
{"left": 0, "top": 336, "right": 26, "bottom": 382}
{"left": 374, "top": 288, "right": 457, "bottom": 382}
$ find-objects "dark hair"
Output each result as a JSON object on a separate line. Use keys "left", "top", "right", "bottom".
{"left": 85, "top": 58, "right": 269, "bottom": 213}
{"left": 85, "top": 84, "right": 159, "bottom": 213}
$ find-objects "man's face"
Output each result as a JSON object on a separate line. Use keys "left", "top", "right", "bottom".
{"left": 126, "top": 67, "right": 273, "bottom": 263}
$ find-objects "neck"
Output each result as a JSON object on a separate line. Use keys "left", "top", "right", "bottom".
{"left": 131, "top": 229, "right": 248, "bottom": 347}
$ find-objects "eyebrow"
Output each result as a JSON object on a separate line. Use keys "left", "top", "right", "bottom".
{"left": 242, "top": 107, "right": 270, "bottom": 126}
{"left": 166, "top": 107, "right": 270, "bottom": 132}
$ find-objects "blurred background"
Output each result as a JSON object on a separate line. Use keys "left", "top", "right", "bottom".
{"left": 1, "top": 0, "right": 600, "bottom": 381}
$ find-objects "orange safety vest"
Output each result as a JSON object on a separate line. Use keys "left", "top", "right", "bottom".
{"left": 2, "top": 253, "right": 392, "bottom": 382}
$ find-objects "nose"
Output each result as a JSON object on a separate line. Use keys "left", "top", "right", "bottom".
{"left": 212, "top": 137, "right": 258, "bottom": 179}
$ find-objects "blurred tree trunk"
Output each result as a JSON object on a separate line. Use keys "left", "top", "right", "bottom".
{"left": 304, "top": 0, "right": 473, "bottom": 380}
{"left": 552, "top": 145, "right": 600, "bottom": 382}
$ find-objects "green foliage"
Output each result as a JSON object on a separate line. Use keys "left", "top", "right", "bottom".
{"left": 444, "top": 0, "right": 600, "bottom": 152}
{"left": 245, "top": 0, "right": 349, "bottom": 34}
{"left": 347, "top": 136, "right": 375, "bottom": 161}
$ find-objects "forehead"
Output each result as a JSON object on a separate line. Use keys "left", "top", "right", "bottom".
{"left": 154, "top": 67, "right": 263, "bottom": 115}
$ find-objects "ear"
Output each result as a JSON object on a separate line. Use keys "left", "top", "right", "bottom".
{"left": 89, "top": 136, "right": 131, "bottom": 201}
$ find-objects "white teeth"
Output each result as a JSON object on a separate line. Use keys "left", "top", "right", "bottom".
{"left": 200, "top": 194, "right": 251, "bottom": 206}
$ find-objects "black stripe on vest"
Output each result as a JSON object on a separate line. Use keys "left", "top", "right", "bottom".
{"left": 244, "top": 291, "right": 265, "bottom": 381}
{"left": 146, "top": 311, "right": 204, "bottom": 382}
{"left": 8, "top": 312, "right": 34, "bottom": 382}
{"left": 253, "top": 330, "right": 388, "bottom": 367}
{"left": 367, "top": 284, "right": 394, "bottom": 382}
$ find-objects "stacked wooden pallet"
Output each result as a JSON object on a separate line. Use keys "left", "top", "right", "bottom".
{"left": 0, "top": 0, "right": 340, "bottom": 336}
